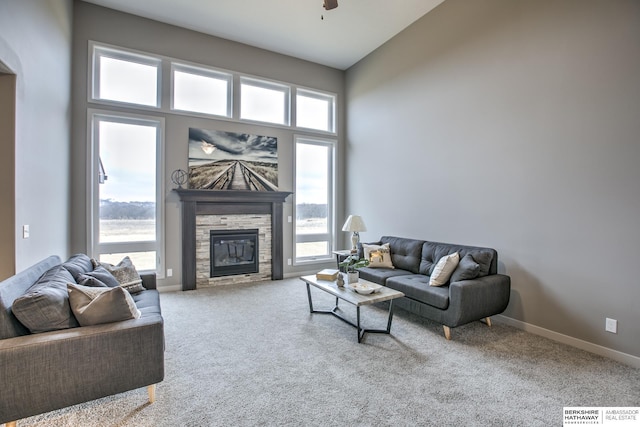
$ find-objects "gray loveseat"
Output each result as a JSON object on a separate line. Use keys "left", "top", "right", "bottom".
{"left": 357, "top": 236, "right": 510, "bottom": 339}
{"left": 0, "top": 255, "right": 164, "bottom": 426}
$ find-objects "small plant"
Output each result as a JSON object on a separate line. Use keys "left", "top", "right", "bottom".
{"left": 339, "top": 255, "right": 369, "bottom": 273}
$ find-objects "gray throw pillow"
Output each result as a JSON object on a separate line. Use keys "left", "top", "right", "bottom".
{"left": 93, "top": 256, "right": 146, "bottom": 294}
{"left": 471, "top": 251, "right": 494, "bottom": 277}
{"left": 77, "top": 266, "right": 120, "bottom": 288}
{"left": 450, "top": 253, "right": 481, "bottom": 282}
{"left": 12, "top": 265, "right": 80, "bottom": 333}
{"left": 62, "top": 253, "right": 94, "bottom": 281}
{"left": 67, "top": 283, "right": 141, "bottom": 326}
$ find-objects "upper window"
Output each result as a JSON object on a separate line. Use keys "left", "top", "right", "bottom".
{"left": 172, "top": 63, "right": 232, "bottom": 117}
{"left": 92, "top": 45, "right": 161, "bottom": 107}
{"left": 240, "top": 77, "right": 290, "bottom": 125}
{"left": 296, "top": 89, "right": 335, "bottom": 132}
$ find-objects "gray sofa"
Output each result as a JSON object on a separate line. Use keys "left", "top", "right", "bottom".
{"left": 0, "top": 255, "right": 164, "bottom": 426}
{"left": 357, "top": 236, "right": 510, "bottom": 339}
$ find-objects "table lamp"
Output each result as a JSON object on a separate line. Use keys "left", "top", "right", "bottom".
{"left": 342, "top": 215, "right": 367, "bottom": 253}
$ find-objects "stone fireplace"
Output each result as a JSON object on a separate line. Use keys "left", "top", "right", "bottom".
{"left": 176, "top": 189, "right": 291, "bottom": 290}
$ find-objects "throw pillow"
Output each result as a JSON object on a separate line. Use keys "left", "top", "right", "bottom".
{"left": 450, "top": 253, "right": 481, "bottom": 283}
{"left": 62, "top": 253, "right": 94, "bottom": 281}
{"left": 94, "top": 256, "right": 146, "bottom": 294}
{"left": 77, "top": 266, "right": 121, "bottom": 288}
{"left": 362, "top": 243, "right": 394, "bottom": 269}
{"left": 12, "top": 265, "right": 80, "bottom": 333}
{"left": 471, "top": 251, "right": 494, "bottom": 277}
{"left": 429, "top": 252, "right": 460, "bottom": 287}
{"left": 67, "top": 283, "right": 141, "bottom": 327}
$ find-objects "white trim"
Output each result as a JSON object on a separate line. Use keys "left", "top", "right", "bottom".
{"left": 293, "top": 135, "right": 337, "bottom": 265}
{"left": 296, "top": 88, "right": 336, "bottom": 133}
{"left": 87, "top": 109, "right": 165, "bottom": 277}
{"left": 170, "top": 62, "right": 232, "bottom": 117}
{"left": 239, "top": 76, "right": 291, "bottom": 126}
{"left": 495, "top": 315, "right": 640, "bottom": 369}
{"left": 90, "top": 41, "right": 162, "bottom": 108}
{"left": 87, "top": 41, "right": 337, "bottom": 136}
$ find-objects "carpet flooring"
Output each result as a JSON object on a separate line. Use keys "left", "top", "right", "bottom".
{"left": 16, "top": 278, "right": 640, "bottom": 426}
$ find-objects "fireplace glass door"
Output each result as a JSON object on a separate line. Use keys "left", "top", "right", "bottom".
{"left": 210, "top": 229, "right": 259, "bottom": 277}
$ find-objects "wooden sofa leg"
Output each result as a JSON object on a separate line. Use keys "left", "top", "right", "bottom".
{"left": 6, "top": 421, "right": 17, "bottom": 427}
{"left": 484, "top": 317, "right": 492, "bottom": 327}
{"left": 443, "top": 325, "right": 451, "bottom": 340}
{"left": 148, "top": 384, "right": 156, "bottom": 403}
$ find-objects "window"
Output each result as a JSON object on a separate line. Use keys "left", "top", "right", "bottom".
{"left": 90, "top": 112, "right": 164, "bottom": 274}
{"left": 294, "top": 137, "right": 335, "bottom": 263}
{"left": 172, "top": 63, "right": 232, "bottom": 117}
{"left": 92, "top": 45, "right": 161, "bottom": 107}
{"left": 240, "top": 77, "right": 290, "bottom": 125}
{"left": 296, "top": 89, "right": 335, "bottom": 132}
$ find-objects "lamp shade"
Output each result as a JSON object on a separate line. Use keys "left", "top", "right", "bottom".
{"left": 342, "top": 215, "right": 367, "bottom": 232}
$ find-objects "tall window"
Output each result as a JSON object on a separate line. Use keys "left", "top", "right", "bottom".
{"left": 92, "top": 44, "right": 161, "bottom": 108}
{"left": 172, "top": 63, "right": 232, "bottom": 117}
{"left": 296, "top": 89, "right": 335, "bottom": 132}
{"left": 294, "top": 137, "right": 335, "bottom": 263}
{"left": 90, "top": 112, "right": 164, "bottom": 273}
{"left": 240, "top": 77, "right": 290, "bottom": 125}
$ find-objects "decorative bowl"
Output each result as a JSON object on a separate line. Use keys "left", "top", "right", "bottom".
{"left": 349, "top": 283, "right": 375, "bottom": 295}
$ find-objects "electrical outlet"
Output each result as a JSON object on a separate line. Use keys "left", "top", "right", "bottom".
{"left": 167, "top": 268, "right": 173, "bottom": 277}
{"left": 22, "top": 225, "right": 30, "bottom": 239}
{"left": 605, "top": 318, "right": 617, "bottom": 334}
{"left": 287, "top": 258, "right": 292, "bottom": 266}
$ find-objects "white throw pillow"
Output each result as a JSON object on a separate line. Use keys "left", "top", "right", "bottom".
{"left": 429, "top": 252, "right": 460, "bottom": 287}
{"left": 362, "top": 243, "right": 394, "bottom": 269}
{"left": 67, "top": 283, "right": 141, "bottom": 326}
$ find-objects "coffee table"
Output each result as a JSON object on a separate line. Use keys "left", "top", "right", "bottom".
{"left": 300, "top": 275, "right": 405, "bottom": 343}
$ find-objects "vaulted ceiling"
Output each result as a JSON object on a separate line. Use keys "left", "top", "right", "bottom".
{"left": 81, "top": 0, "right": 445, "bottom": 70}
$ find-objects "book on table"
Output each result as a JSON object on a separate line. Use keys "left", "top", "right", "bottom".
{"left": 316, "top": 269, "right": 339, "bottom": 281}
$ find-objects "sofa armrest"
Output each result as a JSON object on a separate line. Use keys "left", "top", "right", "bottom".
{"left": 0, "top": 315, "right": 164, "bottom": 423}
{"left": 141, "top": 272, "right": 157, "bottom": 289}
{"left": 446, "top": 274, "right": 511, "bottom": 327}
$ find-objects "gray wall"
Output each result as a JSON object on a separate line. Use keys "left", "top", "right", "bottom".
{"left": 71, "top": 2, "right": 344, "bottom": 288}
{"left": 345, "top": 0, "right": 640, "bottom": 357}
{"left": 0, "top": 0, "right": 72, "bottom": 273}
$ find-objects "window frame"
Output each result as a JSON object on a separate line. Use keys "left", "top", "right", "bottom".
{"left": 87, "top": 109, "right": 165, "bottom": 276}
{"left": 240, "top": 76, "right": 291, "bottom": 126}
{"left": 90, "top": 42, "right": 162, "bottom": 109}
{"left": 295, "top": 88, "right": 336, "bottom": 133}
{"left": 170, "top": 62, "right": 233, "bottom": 118}
{"left": 293, "top": 135, "right": 336, "bottom": 265}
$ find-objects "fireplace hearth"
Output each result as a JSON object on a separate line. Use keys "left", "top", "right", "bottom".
{"left": 210, "top": 229, "right": 259, "bottom": 277}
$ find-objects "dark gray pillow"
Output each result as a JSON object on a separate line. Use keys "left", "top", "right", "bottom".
{"left": 77, "top": 266, "right": 120, "bottom": 288}
{"left": 471, "top": 251, "right": 494, "bottom": 277}
{"left": 67, "top": 283, "right": 141, "bottom": 326}
{"left": 12, "top": 265, "right": 79, "bottom": 333}
{"left": 450, "top": 254, "right": 481, "bottom": 282}
{"left": 62, "top": 253, "right": 94, "bottom": 281}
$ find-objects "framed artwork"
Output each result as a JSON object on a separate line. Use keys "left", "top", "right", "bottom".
{"left": 188, "top": 128, "right": 278, "bottom": 191}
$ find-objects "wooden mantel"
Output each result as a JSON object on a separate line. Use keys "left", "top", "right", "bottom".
{"left": 175, "top": 189, "right": 292, "bottom": 291}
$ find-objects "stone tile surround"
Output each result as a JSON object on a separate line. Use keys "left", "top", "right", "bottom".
{"left": 195, "top": 214, "right": 272, "bottom": 287}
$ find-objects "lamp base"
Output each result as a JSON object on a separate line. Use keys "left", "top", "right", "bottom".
{"left": 350, "top": 232, "right": 360, "bottom": 253}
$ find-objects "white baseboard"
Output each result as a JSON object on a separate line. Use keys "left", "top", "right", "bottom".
{"left": 158, "top": 284, "right": 182, "bottom": 293}
{"left": 495, "top": 315, "right": 640, "bottom": 369}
